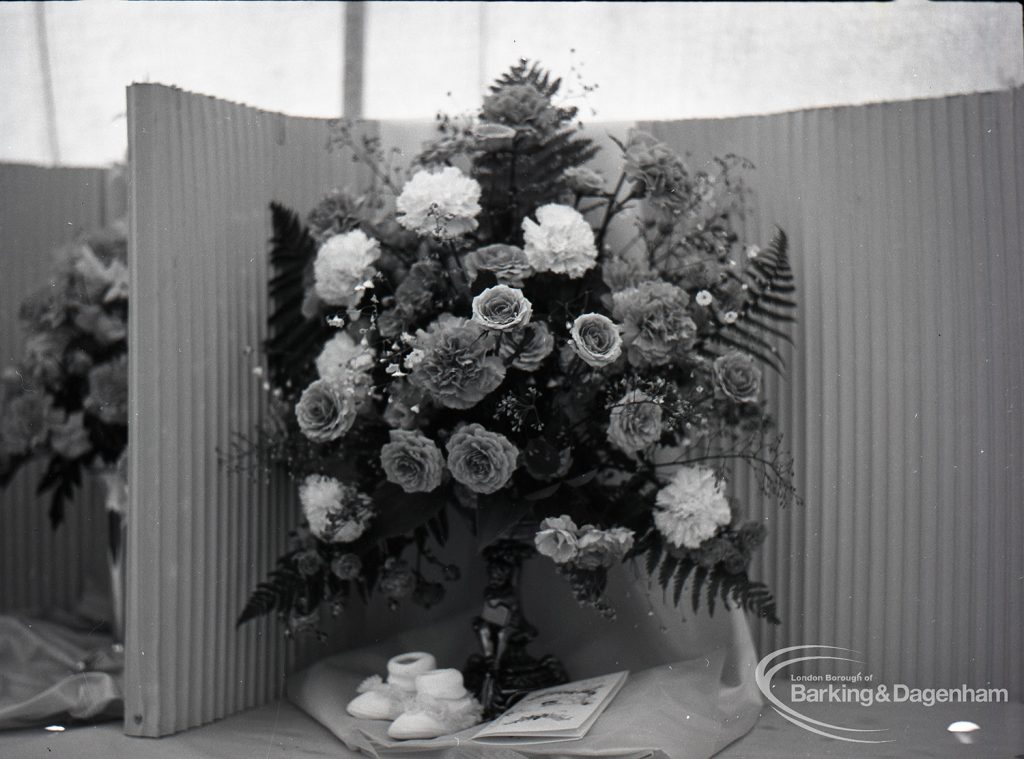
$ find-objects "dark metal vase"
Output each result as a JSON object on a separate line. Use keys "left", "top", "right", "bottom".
{"left": 462, "top": 539, "right": 569, "bottom": 719}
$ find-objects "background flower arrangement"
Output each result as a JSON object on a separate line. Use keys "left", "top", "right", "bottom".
{"left": 237, "top": 61, "right": 798, "bottom": 635}
{"left": 0, "top": 222, "right": 129, "bottom": 527}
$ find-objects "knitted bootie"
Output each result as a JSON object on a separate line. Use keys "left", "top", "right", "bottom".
{"left": 387, "top": 668, "right": 483, "bottom": 740}
{"left": 346, "top": 651, "right": 437, "bottom": 721}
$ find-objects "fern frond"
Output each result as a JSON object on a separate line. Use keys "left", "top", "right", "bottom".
{"left": 491, "top": 59, "right": 561, "bottom": 99}
{"left": 35, "top": 456, "right": 83, "bottom": 529}
{"left": 265, "top": 202, "right": 331, "bottom": 395}
{"left": 636, "top": 544, "right": 781, "bottom": 626}
{"left": 238, "top": 562, "right": 307, "bottom": 626}
{"left": 722, "top": 228, "right": 798, "bottom": 373}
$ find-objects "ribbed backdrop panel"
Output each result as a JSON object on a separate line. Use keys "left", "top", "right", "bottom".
{"left": 0, "top": 163, "right": 116, "bottom": 614}
{"left": 126, "top": 85, "right": 374, "bottom": 736}
{"left": 643, "top": 86, "right": 1024, "bottom": 699}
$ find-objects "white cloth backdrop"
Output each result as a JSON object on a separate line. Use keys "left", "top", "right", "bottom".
{"left": 126, "top": 85, "right": 1023, "bottom": 736}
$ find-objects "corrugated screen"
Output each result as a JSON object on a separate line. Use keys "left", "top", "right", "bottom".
{"left": 125, "top": 85, "right": 376, "bottom": 736}
{"left": 643, "top": 86, "right": 1023, "bottom": 699}
{"left": 0, "top": 163, "right": 119, "bottom": 614}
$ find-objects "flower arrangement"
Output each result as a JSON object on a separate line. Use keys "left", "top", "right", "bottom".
{"left": 0, "top": 222, "right": 129, "bottom": 526}
{"left": 238, "top": 61, "right": 798, "bottom": 635}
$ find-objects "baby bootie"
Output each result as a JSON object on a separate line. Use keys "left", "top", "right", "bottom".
{"left": 387, "top": 668, "right": 483, "bottom": 740}
{"left": 346, "top": 651, "right": 437, "bottom": 721}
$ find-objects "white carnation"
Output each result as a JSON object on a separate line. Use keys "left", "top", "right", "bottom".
{"left": 521, "top": 204, "right": 598, "bottom": 279}
{"left": 316, "top": 332, "right": 374, "bottom": 395}
{"left": 313, "top": 230, "right": 380, "bottom": 307}
{"left": 299, "top": 474, "right": 373, "bottom": 544}
{"left": 396, "top": 166, "right": 482, "bottom": 240}
{"left": 653, "top": 466, "right": 731, "bottom": 549}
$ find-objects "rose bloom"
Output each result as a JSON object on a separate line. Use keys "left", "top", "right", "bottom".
{"left": 521, "top": 204, "right": 598, "bottom": 279}
{"left": 396, "top": 166, "right": 482, "bottom": 240}
{"left": 295, "top": 379, "right": 356, "bottom": 442}
{"left": 22, "top": 331, "right": 69, "bottom": 386}
{"left": 66, "top": 349, "right": 93, "bottom": 376}
{"left": 713, "top": 351, "right": 762, "bottom": 403}
{"left": 472, "top": 285, "right": 533, "bottom": 332}
{"left": 654, "top": 466, "right": 731, "bottom": 550}
{"left": 499, "top": 321, "right": 554, "bottom": 372}
{"left": 379, "top": 557, "right": 416, "bottom": 599}
{"left": 306, "top": 188, "right": 373, "bottom": 244}
{"left": 393, "top": 260, "right": 445, "bottom": 321}
{"left": 534, "top": 515, "right": 580, "bottom": 564}
{"left": 382, "top": 379, "right": 428, "bottom": 430}
{"left": 295, "top": 549, "right": 322, "bottom": 577}
{"left": 299, "top": 474, "right": 374, "bottom": 544}
{"left": 574, "top": 526, "right": 635, "bottom": 570}
{"left": 480, "top": 83, "right": 558, "bottom": 131}
{"left": 408, "top": 316, "right": 506, "bottom": 410}
{"left": 49, "top": 411, "right": 92, "bottom": 460}
{"left": 74, "top": 306, "right": 127, "bottom": 346}
{"left": 331, "top": 553, "right": 363, "bottom": 581}
{"left": 563, "top": 167, "right": 606, "bottom": 195}
{"left": 0, "top": 391, "right": 53, "bottom": 455}
{"left": 612, "top": 281, "right": 697, "bottom": 367}
{"left": 463, "top": 244, "right": 533, "bottom": 287}
{"left": 607, "top": 389, "right": 663, "bottom": 453}
{"left": 569, "top": 313, "right": 622, "bottom": 368}
{"left": 380, "top": 429, "right": 445, "bottom": 493}
{"left": 601, "top": 254, "right": 656, "bottom": 292}
{"left": 84, "top": 356, "right": 128, "bottom": 426}
{"left": 445, "top": 423, "right": 519, "bottom": 494}
{"left": 313, "top": 229, "right": 380, "bottom": 308}
{"left": 622, "top": 129, "right": 689, "bottom": 201}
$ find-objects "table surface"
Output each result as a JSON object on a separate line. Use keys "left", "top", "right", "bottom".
{"left": 1, "top": 699, "right": 1021, "bottom": 758}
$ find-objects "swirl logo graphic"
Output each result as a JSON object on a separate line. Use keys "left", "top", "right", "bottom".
{"left": 755, "top": 645, "right": 893, "bottom": 744}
